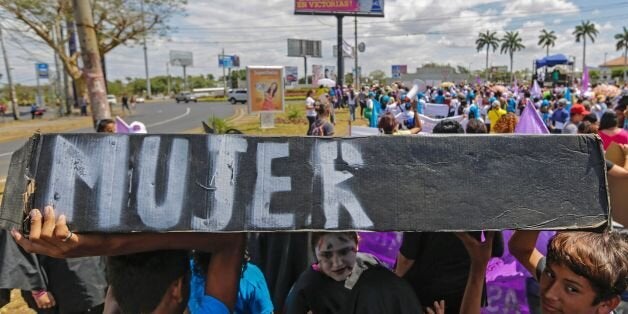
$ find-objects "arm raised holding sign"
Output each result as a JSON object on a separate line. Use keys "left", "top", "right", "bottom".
{"left": 11, "top": 206, "right": 245, "bottom": 313}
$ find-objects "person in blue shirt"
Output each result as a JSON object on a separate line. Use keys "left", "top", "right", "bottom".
{"left": 434, "top": 90, "right": 445, "bottom": 104}
{"left": 468, "top": 100, "right": 481, "bottom": 121}
{"left": 506, "top": 97, "right": 517, "bottom": 113}
{"left": 189, "top": 252, "right": 274, "bottom": 314}
{"left": 550, "top": 99, "right": 569, "bottom": 133}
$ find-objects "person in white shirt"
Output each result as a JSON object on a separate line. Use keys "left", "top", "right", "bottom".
{"left": 305, "top": 90, "right": 317, "bottom": 135}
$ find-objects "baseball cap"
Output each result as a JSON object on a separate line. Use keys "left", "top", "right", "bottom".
{"left": 570, "top": 104, "right": 590, "bottom": 116}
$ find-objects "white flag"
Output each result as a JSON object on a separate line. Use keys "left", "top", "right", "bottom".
{"left": 342, "top": 40, "right": 354, "bottom": 58}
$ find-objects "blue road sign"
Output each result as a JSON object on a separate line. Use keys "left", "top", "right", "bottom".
{"left": 36, "top": 63, "right": 49, "bottom": 79}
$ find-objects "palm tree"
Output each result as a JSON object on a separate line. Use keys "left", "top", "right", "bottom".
{"left": 615, "top": 26, "right": 628, "bottom": 82}
{"left": 475, "top": 30, "right": 500, "bottom": 80}
{"left": 573, "top": 20, "right": 599, "bottom": 72}
{"left": 500, "top": 31, "right": 525, "bottom": 81}
{"left": 538, "top": 29, "right": 557, "bottom": 57}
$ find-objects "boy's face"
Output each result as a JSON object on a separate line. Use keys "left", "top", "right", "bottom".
{"left": 540, "top": 262, "right": 618, "bottom": 314}
{"left": 315, "top": 234, "right": 357, "bottom": 282}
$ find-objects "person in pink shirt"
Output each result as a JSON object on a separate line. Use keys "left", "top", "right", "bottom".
{"left": 598, "top": 110, "right": 628, "bottom": 150}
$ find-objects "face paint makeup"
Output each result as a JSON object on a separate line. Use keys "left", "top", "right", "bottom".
{"left": 315, "top": 233, "right": 358, "bottom": 282}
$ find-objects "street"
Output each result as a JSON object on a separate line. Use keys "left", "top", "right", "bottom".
{"left": 0, "top": 100, "right": 239, "bottom": 180}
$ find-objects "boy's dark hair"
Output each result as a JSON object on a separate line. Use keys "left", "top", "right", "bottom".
{"left": 433, "top": 120, "right": 464, "bottom": 134}
{"left": 599, "top": 110, "right": 618, "bottom": 130}
{"left": 465, "top": 119, "right": 487, "bottom": 134}
{"left": 583, "top": 112, "right": 598, "bottom": 124}
{"left": 96, "top": 119, "right": 115, "bottom": 133}
{"left": 547, "top": 232, "right": 628, "bottom": 304}
{"left": 107, "top": 250, "right": 190, "bottom": 314}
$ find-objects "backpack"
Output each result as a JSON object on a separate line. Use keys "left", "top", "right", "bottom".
{"left": 310, "top": 122, "right": 326, "bottom": 136}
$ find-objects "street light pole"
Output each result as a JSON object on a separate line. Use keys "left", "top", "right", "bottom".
{"left": 140, "top": 0, "right": 151, "bottom": 98}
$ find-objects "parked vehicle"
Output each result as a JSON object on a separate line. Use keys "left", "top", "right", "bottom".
{"left": 107, "top": 94, "right": 117, "bottom": 106}
{"left": 175, "top": 92, "right": 197, "bottom": 103}
{"left": 227, "top": 89, "right": 248, "bottom": 104}
{"left": 135, "top": 97, "right": 145, "bottom": 103}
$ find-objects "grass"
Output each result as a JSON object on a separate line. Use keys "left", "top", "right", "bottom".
{"left": 188, "top": 100, "right": 369, "bottom": 136}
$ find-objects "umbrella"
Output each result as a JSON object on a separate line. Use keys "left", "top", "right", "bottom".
{"left": 317, "top": 78, "right": 336, "bottom": 87}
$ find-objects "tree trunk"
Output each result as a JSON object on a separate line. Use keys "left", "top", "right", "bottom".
{"left": 611, "top": 43, "right": 628, "bottom": 84}
{"left": 486, "top": 46, "right": 489, "bottom": 81}
{"left": 582, "top": 38, "right": 587, "bottom": 74}
{"left": 510, "top": 52, "right": 514, "bottom": 83}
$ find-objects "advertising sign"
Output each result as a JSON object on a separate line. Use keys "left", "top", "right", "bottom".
{"left": 219, "top": 55, "right": 240, "bottom": 68}
{"left": 36, "top": 63, "right": 49, "bottom": 79}
{"left": 247, "top": 66, "right": 284, "bottom": 113}
{"left": 312, "top": 65, "right": 323, "bottom": 87}
{"left": 169, "top": 50, "right": 193, "bottom": 67}
{"left": 285, "top": 66, "right": 299, "bottom": 84}
{"left": 295, "top": 0, "right": 385, "bottom": 17}
{"left": 391, "top": 65, "right": 407, "bottom": 79}
{"left": 287, "top": 39, "right": 322, "bottom": 58}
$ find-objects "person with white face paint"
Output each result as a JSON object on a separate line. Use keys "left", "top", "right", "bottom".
{"left": 284, "top": 232, "right": 424, "bottom": 314}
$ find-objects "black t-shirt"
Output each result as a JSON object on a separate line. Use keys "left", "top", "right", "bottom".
{"left": 285, "top": 264, "right": 423, "bottom": 314}
{"left": 399, "top": 232, "right": 503, "bottom": 314}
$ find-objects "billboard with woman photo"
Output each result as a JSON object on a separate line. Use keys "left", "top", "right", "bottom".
{"left": 247, "top": 66, "right": 285, "bottom": 113}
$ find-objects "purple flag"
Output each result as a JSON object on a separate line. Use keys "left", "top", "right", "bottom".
{"left": 358, "top": 232, "right": 401, "bottom": 269}
{"left": 515, "top": 101, "right": 549, "bottom": 134}
{"left": 581, "top": 66, "right": 589, "bottom": 92}
{"left": 476, "top": 76, "right": 482, "bottom": 85}
{"left": 531, "top": 80, "right": 541, "bottom": 98}
{"left": 513, "top": 78, "right": 519, "bottom": 97}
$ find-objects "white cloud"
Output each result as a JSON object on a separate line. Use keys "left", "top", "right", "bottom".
{"left": 502, "top": 0, "right": 578, "bottom": 16}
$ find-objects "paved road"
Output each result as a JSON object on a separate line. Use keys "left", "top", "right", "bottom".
{"left": 0, "top": 100, "right": 238, "bottom": 180}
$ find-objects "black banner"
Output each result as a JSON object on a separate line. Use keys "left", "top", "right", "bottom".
{"left": 0, "top": 134, "right": 609, "bottom": 232}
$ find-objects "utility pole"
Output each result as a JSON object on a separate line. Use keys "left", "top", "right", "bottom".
{"left": 221, "top": 48, "right": 227, "bottom": 97}
{"left": 53, "top": 23, "right": 66, "bottom": 116}
{"left": 303, "top": 56, "right": 308, "bottom": 85}
{"left": 336, "top": 15, "right": 344, "bottom": 87}
{"left": 354, "top": 15, "right": 359, "bottom": 89}
{"left": 0, "top": 26, "right": 19, "bottom": 120}
{"left": 166, "top": 62, "right": 171, "bottom": 96}
{"left": 73, "top": 0, "right": 110, "bottom": 126}
{"left": 140, "top": 0, "right": 151, "bottom": 98}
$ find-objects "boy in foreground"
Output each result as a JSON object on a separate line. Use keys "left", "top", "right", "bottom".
{"left": 508, "top": 231, "right": 627, "bottom": 314}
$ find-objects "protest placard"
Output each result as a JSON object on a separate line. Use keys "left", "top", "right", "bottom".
{"left": 0, "top": 134, "right": 609, "bottom": 232}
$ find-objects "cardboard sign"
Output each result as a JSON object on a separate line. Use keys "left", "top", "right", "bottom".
{"left": 605, "top": 143, "right": 628, "bottom": 226}
{"left": 0, "top": 134, "right": 609, "bottom": 233}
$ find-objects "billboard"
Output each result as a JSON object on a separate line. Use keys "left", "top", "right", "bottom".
{"left": 312, "top": 64, "right": 323, "bottom": 87}
{"left": 295, "top": 0, "right": 384, "bottom": 17}
{"left": 287, "top": 39, "right": 322, "bottom": 58}
{"left": 285, "top": 66, "right": 298, "bottom": 84}
{"left": 219, "top": 55, "right": 240, "bottom": 68}
{"left": 170, "top": 50, "right": 193, "bottom": 67}
{"left": 391, "top": 65, "right": 408, "bottom": 79}
{"left": 36, "top": 63, "right": 49, "bottom": 79}
{"left": 247, "top": 66, "right": 284, "bottom": 113}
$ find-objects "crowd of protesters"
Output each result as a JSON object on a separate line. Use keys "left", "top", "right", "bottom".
{"left": 0, "top": 80, "right": 627, "bottom": 314}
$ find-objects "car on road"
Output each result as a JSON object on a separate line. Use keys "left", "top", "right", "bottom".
{"left": 227, "top": 89, "right": 248, "bottom": 104}
{"left": 135, "top": 96, "right": 145, "bottom": 103}
{"left": 175, "top": 92, "right": 197, "bottom": 103}
{"left": 107, "top": 95, "right": 117, "bottom": 106}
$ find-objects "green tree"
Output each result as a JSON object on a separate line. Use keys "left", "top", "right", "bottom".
{"left": 538, "top": 29, "right": 557, "bottom": 57}
{"left": 369, "top": 70, "right": 386, "bottom": 83}
{"left": 615, "top": 26, "right": 628, "bottom": 82}
{"left": 573, "top": 20, "right": 599, "bottom": 71}
{"left": 500, "top": 31, "right": 525, "bottom": 81}
{"left": 475, "top": 30, "right": 500, "bottom": 79}
{"left": 0, "top": 0, "right": 186, "bottom": 112}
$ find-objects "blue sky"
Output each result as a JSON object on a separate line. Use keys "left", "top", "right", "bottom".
{"left": 1, "top": 0, "right": 627, "bottom": 86}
